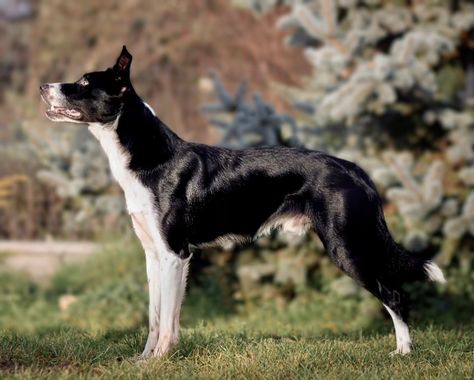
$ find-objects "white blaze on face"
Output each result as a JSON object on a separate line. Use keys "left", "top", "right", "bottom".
{"left": 42, "top": 83, "right": 66, "bottom": 103}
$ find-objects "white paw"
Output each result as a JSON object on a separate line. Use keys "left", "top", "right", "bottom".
{"left": 389, "top": 343, "right": 412, "bottom": 357}
{"left": 152, "top": 335, "right": 177, "bottom": 358}
{"left": 139, "top": 348, "right": 154, "bottom": 360}
{"left": 140, "top": 330, "right": 159, "bottom": 358}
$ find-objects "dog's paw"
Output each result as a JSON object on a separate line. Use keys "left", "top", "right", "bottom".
{"left": 139, "top": 329, "right": 159, "bottom": 359}
{"left": 152, "top": 335, "right": 177, "bottom": 359}
{"left": 132, "top": 353, "right": 151, "bottom": 364}
{"left": 138, "top": 350, "right": 154, "bottom": 360}
{"left": 140, "top": 345, "right": 156, "bottom": 359}
{"left": 389, "top": 343, "right": 412, "bottom": 357}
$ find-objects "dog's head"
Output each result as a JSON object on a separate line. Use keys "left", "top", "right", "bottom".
{"left": 40, "top": 46, "right": 133, "bottom": 124}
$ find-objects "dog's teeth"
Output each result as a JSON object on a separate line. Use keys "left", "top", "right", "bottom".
{"left": 66, "top": 109, "right": 81, "bottom": 117}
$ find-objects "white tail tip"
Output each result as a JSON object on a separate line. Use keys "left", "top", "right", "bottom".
{"left": 424, "top": 261, "right": 446, "bottom": 284}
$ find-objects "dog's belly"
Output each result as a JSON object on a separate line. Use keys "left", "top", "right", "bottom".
{"left": 193, "top": 213, "right": 312, "bottom": 249}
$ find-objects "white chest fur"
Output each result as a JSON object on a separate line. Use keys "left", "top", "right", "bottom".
{"left": 88, "top": 122, "right": 152, "bottom": 215}
{"left": 88, "top": 120, "right": 171, "bottom": 257}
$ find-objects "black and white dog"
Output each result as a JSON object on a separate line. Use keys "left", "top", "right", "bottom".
{"left": 40, "top": 46, "right": 445, "bottom": 358}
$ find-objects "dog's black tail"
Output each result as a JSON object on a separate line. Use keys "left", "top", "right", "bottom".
{"left": 383, "top": 235, "right": 446, "bottom": 285}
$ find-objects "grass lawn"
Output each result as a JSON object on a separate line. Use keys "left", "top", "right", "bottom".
{"left": 0, "top": 243, "right": 473, "bottom": 379}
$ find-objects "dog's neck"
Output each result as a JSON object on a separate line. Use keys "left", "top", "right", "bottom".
{"left": 89, "top": 93, "right": 183, "bottom": 175}
{"left": 88, "top": 93, "right": 182, "bottom": 213}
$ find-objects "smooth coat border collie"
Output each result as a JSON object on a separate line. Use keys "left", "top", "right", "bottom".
{"left": 40, "top": 46, "right": 446, "bottom": 358}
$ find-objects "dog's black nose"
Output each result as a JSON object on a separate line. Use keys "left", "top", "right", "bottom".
{"left": 40, "top": 84, "right": 50, "bottom": 92}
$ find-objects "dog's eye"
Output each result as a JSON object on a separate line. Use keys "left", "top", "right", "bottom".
{"left": 78, "top": 78, "right": 89, "bottom": 87}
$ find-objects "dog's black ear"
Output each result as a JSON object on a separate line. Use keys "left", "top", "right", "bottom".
{"left": 113, "top": 45, "right": 133, "bottom": 77}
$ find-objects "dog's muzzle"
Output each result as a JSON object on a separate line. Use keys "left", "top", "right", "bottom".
{"left": 40, "top": 83, "right": 83, "bottom": 121}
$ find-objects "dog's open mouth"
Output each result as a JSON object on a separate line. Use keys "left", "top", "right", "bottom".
{"left": 40, "top": 90, "right": 83, "bottom": 121}
{"left": 45, "top": 105, "right": 82, "bottom": 120}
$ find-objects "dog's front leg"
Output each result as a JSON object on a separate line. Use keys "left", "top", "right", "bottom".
{"left": 131, "top": 213, "right": 161, "bottom": 358}
{"left": 153, "top": 249, "right": 191, "bottom": 358}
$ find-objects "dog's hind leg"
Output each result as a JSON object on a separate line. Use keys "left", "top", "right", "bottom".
{"left": 131, "top": 213, "right": 161, "bottom": 358}
{"left": 309, "top": 187, "right": 413, "bottom": 356}
{"left": 350, "top": 268, "right": 412, "bottom": 356}
{"left": 322, "top": 236, "right": 413, "bottom": 356}
{"left": 332, "top": 254, "right": 412, "bottom": 355}
{"left": 378, "top": 283, "right": 412, "bottom": 355}
{"left": 317, "top": 236, "right": 413, "bottom": 356}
